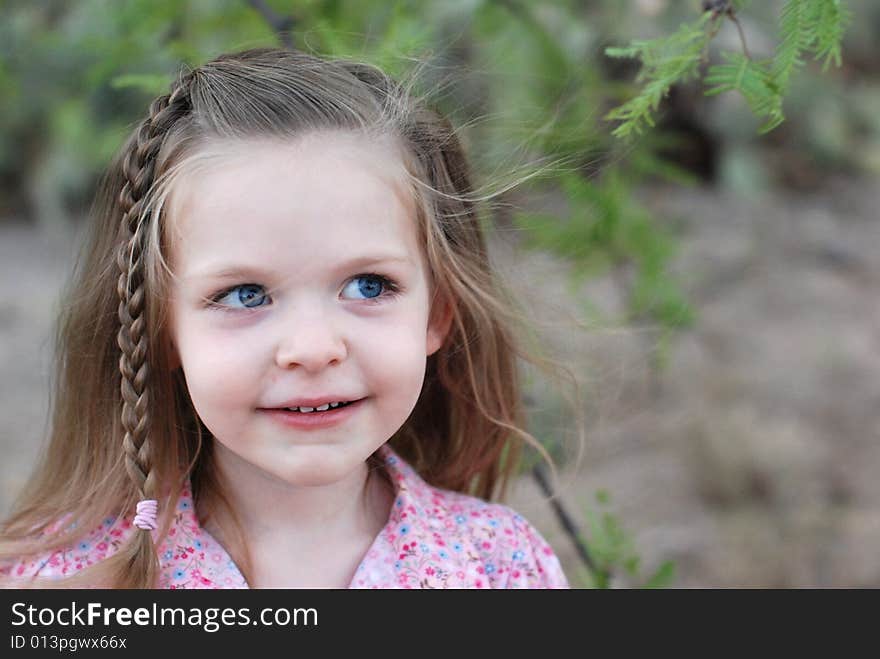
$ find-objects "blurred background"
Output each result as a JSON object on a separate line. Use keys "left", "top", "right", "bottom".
{"left": 1, "top": 0, "right": 878, "bottom": 587}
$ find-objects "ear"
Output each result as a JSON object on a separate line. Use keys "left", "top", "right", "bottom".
{"left": 426, "top": 291, "right": 454, "bottom": 357}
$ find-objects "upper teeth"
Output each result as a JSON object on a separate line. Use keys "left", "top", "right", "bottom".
{"left": 284, "top": 401, "right": 347, "bottom": 413}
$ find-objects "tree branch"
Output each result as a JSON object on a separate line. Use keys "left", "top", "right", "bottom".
{"left": 245, "top": 0, "right": 296, "bottom": 50}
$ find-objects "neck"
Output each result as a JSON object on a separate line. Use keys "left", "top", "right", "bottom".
{"left": 202, "top": 445, "right": 390, "bottom": 550}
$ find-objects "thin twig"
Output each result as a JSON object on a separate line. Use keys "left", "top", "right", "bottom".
{"left": 531, "top": 462, "right": 608, "bottom": 584}
{"left": 728, "top": 12, "right": 752, "bottom": 60}
{"left": 245, "top": 0, "right": 296, "bottom": 50}
{"left": 702, "top": 3, "right": 753, "bottom": 63}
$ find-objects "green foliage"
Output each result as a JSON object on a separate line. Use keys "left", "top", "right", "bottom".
{"left": 605, "top": 13, "right": 716, "bottom": 138}
{"left": 704, "top": 52, "right": 783, "bottom": 132}
{"left": 765, "top": 0, "right": 852, "bottom": 128}
{"left": 790, "top": 0, "right": 851, "bottom": 71}
{"left": 607, "top": 0, "right": 851, "bottom": 136}
{"left": 576, "top": 490, "right": 676, "bottom": 589}
{"left": 306, "top": 1, "right": 436, "bottom": 78}
{"left": 110, "top": 74, "right": 175, "bottom": 96}
{"left": 514, "top": 169, "right": 693, "bottom": 328}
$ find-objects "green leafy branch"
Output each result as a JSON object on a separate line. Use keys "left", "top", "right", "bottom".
{"left": 606, "top": 0, "right": 851, "bottom": 137}
{"left": 576, "top": 490, "right": 676, "bottom": 589}
{"left": 605, "top": 13, "right": 716, "bottom": 139}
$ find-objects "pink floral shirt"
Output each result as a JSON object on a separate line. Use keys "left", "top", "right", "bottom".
{"left": 3, "top": 445, "right": 568, "bottom": 589}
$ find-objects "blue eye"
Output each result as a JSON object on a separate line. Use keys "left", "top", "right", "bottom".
{"left": 213, "top": 284, "right": 269, "bottom": 310}
{"left": 341, "top": 274, "right": 394, "bottom": 300}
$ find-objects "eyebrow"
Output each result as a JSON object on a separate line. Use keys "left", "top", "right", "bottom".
{"left": 187, "top": 255, "right": 414, "bottom": 281}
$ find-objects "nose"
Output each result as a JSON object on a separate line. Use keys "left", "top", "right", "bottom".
{"left": 274, "top": 306, "right": 348, "bottom": 372}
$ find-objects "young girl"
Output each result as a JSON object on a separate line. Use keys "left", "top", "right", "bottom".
{"left": 0, "top": 47, "right": 570, "bottom": 589}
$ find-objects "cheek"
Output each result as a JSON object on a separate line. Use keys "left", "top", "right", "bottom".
{"left": 174, "top": 324, "right": 261, "bottom": 407}
{"left": 357, "top": 309, "right": 430, "bottom": 403}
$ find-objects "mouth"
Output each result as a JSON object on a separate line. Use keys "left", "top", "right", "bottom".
{"left": 258, "top": 398, "right": 366, "bottom": 428}
{"left": 277, "top": 400, "right": 357, "bottom": 414}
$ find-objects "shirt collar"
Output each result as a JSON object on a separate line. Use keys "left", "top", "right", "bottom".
{"left": 157, "top": 444, "right": 423, "bottom": 588}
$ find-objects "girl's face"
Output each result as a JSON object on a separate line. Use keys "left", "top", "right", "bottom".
{"left": 167, "top": 132, "right": 449, "bottom": 489}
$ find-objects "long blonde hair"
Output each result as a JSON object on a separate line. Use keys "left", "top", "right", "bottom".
{"left": 1, "top": 47, "right": 576, "bottom": 588}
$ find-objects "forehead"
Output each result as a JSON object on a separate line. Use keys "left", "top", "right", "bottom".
{"left": 167, "top": 132, "right": 422, "bottom": 277}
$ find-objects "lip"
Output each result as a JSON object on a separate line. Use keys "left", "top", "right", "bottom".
{"left": 258, "top": 398, "right": 365, "bottom": 430}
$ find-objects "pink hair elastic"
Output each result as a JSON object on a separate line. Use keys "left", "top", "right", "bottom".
{"left": 133, "top": 499, "right": 158, "bottom": 531}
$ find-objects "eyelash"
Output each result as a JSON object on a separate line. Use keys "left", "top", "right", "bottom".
{"left": 206, "top": 273, "right": 401, "bottom": 313}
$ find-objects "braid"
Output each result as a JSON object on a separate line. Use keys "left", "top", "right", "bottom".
{"left": 115, "top": 75, "right": 193, "bottom": 526}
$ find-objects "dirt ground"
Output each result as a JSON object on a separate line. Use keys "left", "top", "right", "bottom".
{"left": 2, "top": 177, "right": 879, "bottom": 587}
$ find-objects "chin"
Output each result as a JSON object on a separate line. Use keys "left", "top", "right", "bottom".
{"left": 272, "top": 450, "right": 364, "bottom": 488}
